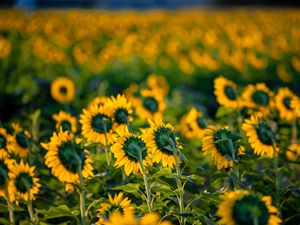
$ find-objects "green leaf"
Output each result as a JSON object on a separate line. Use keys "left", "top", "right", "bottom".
{"left": 188, "top": 175, "right": 205, "bottom": 184}
{"left": 112, "top": 183, "right": 141, "bottom": 194}
{"left": 151, "top": 168, "right": 173, "bottom": 179}
{"left": 38, "top": 205, "right": 77, "bottom": 219}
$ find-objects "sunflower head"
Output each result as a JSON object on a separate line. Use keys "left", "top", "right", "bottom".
{"left": 50, "top": 76, "right": 75, "bottom": 103}
{"left": 214, "top": 76, "right": 240, "bottom": 109}
{"left": 9, "top": 161, "right": 41, "bottom": 202}
{"left": 274, "top": 87, "right": 297, "bottom": 121}
{"left": 217, "top": 190, "right": 281, "bottom": 225}
{"left": 286, "top": 144, "right": 300, "bottom": 161}
{"left": 0, "top": 150, "right": 15, "bottom": 200}
{"left": 146, "top": 74, "right": 169, "bottom": 96}
{"left": 87, "top": 96, "right": 108, "bottom": 109}
{"left": 53, "top": 111, "right": 77, "bottom": 133}
{"left": 0, "top": 128, "right": 9, "bottom": 153}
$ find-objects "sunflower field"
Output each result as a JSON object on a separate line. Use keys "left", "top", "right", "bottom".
{"left": 0, "top": 8, "right": 300, "bottom": 225}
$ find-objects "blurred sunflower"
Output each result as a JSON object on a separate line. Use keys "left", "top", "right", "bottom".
{"left": 141, "top": 118, "right": 182, "bottom": 169}
{"left": 52, "top": 111, "right": 77, "bottom": 133}
{"left": 242, "top": 114, "right": 278, "bottom": 158}
{"left": 136, "top": 89, "right": 166, "bottom": 121}
{"left": 0, "top": 128, "right": 10, "bottom": 153}
{"left": 291, "top": 96, "right": 300, "bottom": 117}
{"left": 217, "top": 190, "right": 281, "bottom": 225}
{"left": 80, "top": 104, "right": 114, "bottom": 145}
{"left": 0, "top": 150, "right": 15, "bottom": 201}
{"left": 241, "top": 83, "right": 274, "bottom": 115}
{"left": 41, "top": 129, "right": 93, "bottom": 191}
{"left": 124, "top": 83, "right": 140, "bottom": 107}
{"left": 102, "top": 211, "right": 172, "bottom": 225}
{"left": 274, "top": 88, "right": 297, "bottom": 121}
{"left": 111, "top": 126, "right": 152, "bottom": 176}
{"left": 7, "top": 123, "right": 31, "bottom": 158}
{"left": 9, "top": 161, "right": 41, "bottom": 202}
{"left": 50, "top": 76, "right": 75, "bottom": 103}
{"left": 107, "top": 94, "right": 133, "bottom": 128}
{"left": 214, "top": 76, "right": 240, "bottom": 109}
{"left": 146, "top": 74, "right": 169, "bottom": 96}
{"left": 202, "top": 126, "right": 244, "bottom": 170}
{"left": 96, "top": 192, "right": 134, "bottom": 224}
{"left": 286, "top": 144, "right": 300, "bottom": 161}
{"left": 87, "top": 96, "right": 108, "bottom": 109}
{"left": 178, "top": 107, "right": 206, "bottom": 139}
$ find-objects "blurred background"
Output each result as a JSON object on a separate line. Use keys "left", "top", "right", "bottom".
{"left": 1, "top": 0, "right": 300, "bottom": 8}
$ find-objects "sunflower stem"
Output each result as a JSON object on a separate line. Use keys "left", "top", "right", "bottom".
{"left": 271, "top": 140, "right": 280, "bottom": 207}
{"left": 253, "top": 216, "right": 259, "bottom": 225}
{"left": 137, "top": 151, "right": 152, "bottom": 212}
{"left": 5, "top": 181, "right": 15, "bottom": 225}
{"left": 227, "top": 139, "right": 240, "bottom": 190}
{"left": 27, "top": 192, "right": 36, "bottom": 225}
{"left": 237, "top": 109, "right": 243, "bottom": 131}
{"left": 291, "top": 118, "right": 298, "bottom": 145}
{"left": 104, "top": 128, "right": 111, "bottom": 167}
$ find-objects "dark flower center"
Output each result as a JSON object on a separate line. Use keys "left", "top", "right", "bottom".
{"left": 123, "top": 136, "right": 147, "bottom": 162}
{"left": 15, "top": 172, "right": 34, "bottom": 193}
{"left": 196, "top": 117, "right": 206, "bottom": 129}
{"left": 114, "top": 109, "right": 129, "bottom": 125}
{"left": 91, "top": 114, "right": 112, "bottom": 133}
{"left": 58, "top": 141, "right": 86, "bottom": 173}
{"left": 0, "top": 134, "right": 7, "bottom": 149}
{"left": 256, "top": 122, "right": 274, "bottom": 145}
{"left": 154, "top": 127, "right": 177, "bottom": 155}
{"left": 60, "top": 120, "right": 72, "bottom": 132}
{"left": 224, "top": 85, "right": 237, "bottom": 100}
{"left": 252, "top": 90, "right": 270, "bottom": 106}
{"left": 213, "top": 129, "right": 239, "bottom": 157}
{"left": 59, "top": 86, "right": 67, "bottom": 95}
{"left": 143, "top": 97, "right": 159, "bottom": 113}
{"left": 283, "top": 97, "right": 292, "bottom": 110}
{"left": 105, "top": 204, "right": 124, "bottom": 217}
{"left": 232, "top": 195, "right": 270, "bottom": 225}
{"left": 16, "top": 132, "right": 28, "bottom": 148}
{"left": 0, "top": 160, "right": 8, "bottom": 188}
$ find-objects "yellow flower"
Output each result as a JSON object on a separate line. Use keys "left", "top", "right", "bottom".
{"left": 291, "top": 96, "right": 300, "bottom": 118}
{"left": 141, "top": 118, "right": 182, "bottom": 169}
{"left": 87, "top": 96, "right": 108, "bottom": 109}
{"left": 124, "top": 83, "right": 140, "bottom": 107}
{"left": 0, "top": 127, "right": 10, "bottom": 153}
{"left": 241, "top": 83, "right": 274, "bottom": 115}
{"left": 80, "top": 104, "right": 114, "bottom": 145}
{"left": 0, "top": 150, "right": 15, "bottom": 201}
{"left": 178, "top": 107, "right": 206, "bottom": 139}
{"left": 140, "top": 212, "right": 173, "bottom": 225}
{"left": 146, "top": 74, "right": 169, "bottom": 96}
{"left": 53, "top": 111, "right": 77, "bottom": 133}
{"left": 242, "top": 113, "right": 278, "bottom": 158}
{"left": 9, "top": 161, "right": 41, "bottom": 202}
{"left": 135, "top": 89, "right": 166, "bottom": 121}
{"left": 202, "top": 126, "right": 244, "bottom": 170}
{"left": 50, "top": 76, "right": 75, "bottom": 103}
{"left": 274, "top": 87, "right": 297, "bottom": 121}
{"left": 217, "top": 190, "right": 281, "bottom": 225}
{"left": 106, "top": 94, "right": 133, "bottom": 129}
{"left": 41, "top": 129, "right": 94, "bottom": 191}
{"left": 286, "top": 144, "right": 300, "bottom": 161}
{"left": 7, "top": 123, "right": 31, "bottom": 158}
{"left": 214, "top": 76, "right": 240, "bottom": 109}
{"left": 96, "top": 192, "right": 134, "bottom": 225}
{"left": 111, "top": 126, "right": 152, "bottom": 176}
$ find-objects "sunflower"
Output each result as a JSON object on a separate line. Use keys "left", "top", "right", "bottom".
{"left": 217, "top": 190, "right": 281, "bottom": 225}
{"left": 286, "top": 144, "right": 300, "bottom": 161}
{"left": 202, "top": 126, "right": 244, "bottom": 170}
{"left": 274, "top": 87, "right": 297, "bottom": 121}
{"left": 96, "top": 192, "right": 134, "bottom": 224}
{"left": 87, "top": 96, "right": 108, "bottom": 109}
{"left": 50, "top": 76, "right": 75, "bottom": 103}
{"left": 53, "top": 111, "right": 77, "bottom": 133}
{"left": 242, "top": 113, "right": 278, "bottom": 158}
{"left": 146, "top": 74, "right": 169, "bottom": 96}
{"left": 111, "top": 126, "right": 152, "bottom": 176}
{"left": 0, "top": 127, "right": 10, "bottom": 153}
{"left": 135, "top": 89, "right": 166, "bottom": 121}
{"left": 106, "top": 94, "right": 133, "bottom": 128}
{"left": 141, "top": 118, "right": 182, "bottom": 169}
{"left": 7, "top": 123, "right": 31, "bottom": 158}
{"left": 41, "top": 129, "right": 94, "bottom": 191}
{"left": 0, "top": 150, "right": 15, "bottom": 201}
{"left": 80, "top": 104, "right": 114, "bottom": 145}
{"left": 241, "top": 83, "right": 274, "bottom": 115}
{"left": 9, "top": 161, "right": 41, "bottom": 202}
{"left": 102, "top": 211, "right": 173, "bottom": 225}
{"left": 178, "top": 107, "right": 206, "bottom": 139}
{"left": 124, "top": 83, "right": 140, "bottom": 107}
{"left": 214, "top": 76, "right": 240, "bottom": 109}
{"left": 291, "top": 96, "right": 300, "bottom": 117}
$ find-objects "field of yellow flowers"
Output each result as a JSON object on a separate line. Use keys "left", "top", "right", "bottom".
{"left": 0, "top": 9, "right": 300, "bottom": 225}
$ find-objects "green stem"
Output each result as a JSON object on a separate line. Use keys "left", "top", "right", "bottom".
{"left": 104, "top": 130, "right": 111, "bottom": 167}
{"left": 227, "top": 139, "right": 240, "bottom": 190}
{"left": 5, "top": 183, "right": 15, "bottom": 225}
{"left": 292, "top": 118, "right": 298, "bottom": 145}
{"left": 253, "top": 216, "right": 259, "bottom": 225}
{"left": 272, "top": 141, "right": 280, "bottom": 207}
{"left": 237, "top": 109, "right": 243, "bottom": 131}
{"left": 27, "top": 192, "right": 36, "bottom": 225}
